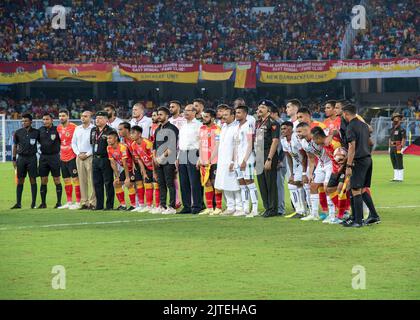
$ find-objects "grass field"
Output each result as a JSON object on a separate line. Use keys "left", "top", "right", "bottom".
{"left": 0, "top": 154, "right": 419, "bottom": 300}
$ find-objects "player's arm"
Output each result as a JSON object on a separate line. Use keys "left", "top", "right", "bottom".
{"left": 346, "top": 141, "right": 356, "bottom": 177}
{"left": 209, "top": 130, "right": 220, "bottom": 164}
{"left": 286, "top": 152, "right": 294, "bottom": 183}
{"left": 241, "top": 130, "right": 253, "bottom": 170}
{"left": 121, "top": 157, "right": 131, "bottom": 185}
{"left": 307, "top": 152, "right": 316, "bottom": 184}
{"left": 109, "top": 158, "right": 120, "bottom": 182}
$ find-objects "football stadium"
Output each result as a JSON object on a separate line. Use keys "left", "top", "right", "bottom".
{"left": 0, "top": 0, "right": 419, "bottom": 302}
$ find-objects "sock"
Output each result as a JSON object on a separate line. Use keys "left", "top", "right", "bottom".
{"left": 64, "top": 182, "right": 73, "bottom": 203}
{"left": 393, "top": 169, "right": 397, "bottom": 180}
{"left": 128, "top": 185, "right": 137, "bottom": 207}
{"left": 234, "top": 190, "right": 242, "bottom": 211}
{"left": 56, "top": 183, "right": 62, "bottom": 205}
{"left": 362, "top": 191, "right": 379, "bottom": 218}
{"left": 144, "top": 183, "right": 153, "bottom": 207}
{"left": 31, "top": 183, "right": 37, "bottom": 207}
{"left": 326, "top": 194, "right": 336, "bottom": 217}
{"left": 310, "top": 193, "right": 320, "bottom": 217}
{"left": 247, "top": 183, "right": 258, "bottom": 213}
{"left": 40, "top": 184, "right": 47, "bottom": 205}
{"left": 288, "top": 184, "right": 303, "bottom": 214}
{"left": 318, "top": 187, "right": 328, "bottom": 212}
{"left": 115, "top": 186, "right": 126, "bottom": 206}
{"left": 16, "top": 184, "right": 23, "bottom": 206}
{"left": 215, "top": 190, "right": 223, "bottom": 209}
{"left": 303, "top": 184, "right": 311, "bottom": 212}
{"left": 350, "top": 194, "right": 355, "bottom": 220}
{"left": 240, "top": 185, "right": 248, "bottom": 213}
{"left": 74, "top": 181, "right": 81, "bottom": 203}
{"left": 297, "top": 187, "right": 306, "bottom": 213}
{"left": 153, "top": 182, "right": 160, "bottom": 207}
{"left": 204, "top": 185, "right": 215, "bottom": 209}
{"left": 136, "top": 181, "right": 145, "bottom": 205}
{"left": 337, "top": 192, "right": 349, "bottom": 218}
{"left": 353, "top": 194, "right": 364, "bottom": 224}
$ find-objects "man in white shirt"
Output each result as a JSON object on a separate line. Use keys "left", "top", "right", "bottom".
{"left": 130, "top": 102, "right": 152, "bottom": 139}
{"left": 105, "top": 104, "right": 124, "bottom": 131}
{"left": 177, "top": 104, "right": 203, "bottom": 214}
{"left": 71, "top": 111, "right": 96, "bottom": 210}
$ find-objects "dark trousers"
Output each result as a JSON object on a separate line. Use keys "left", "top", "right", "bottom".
{"left": 257, "top": 157, "right": 278, "bottom": 213}
{"left": 156, "top": 163, "right": 176, "bottom": 208}
{"left": 92, "top": 157, "right": 114, "bottom": 210}
{"left": 390, "top": 149, "right": 403, "bottom": 170}
{"left": 178, "top": 150, "right": 203, "bottom": 212}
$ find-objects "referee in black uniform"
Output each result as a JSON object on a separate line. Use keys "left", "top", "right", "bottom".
{"left": 11, "top": 114, "right": 39, "bottom": 209}
{"left": 90, "top": 111, "right": 116, "bottom": 210}
{"left": 343, "top": 104, "right": 380, "bottom": 228}
{"left": 38, "top": 113, "right": 63, "bottom": 208}
{"left": 254, "top": 100, "right": 280, "bottom": 218}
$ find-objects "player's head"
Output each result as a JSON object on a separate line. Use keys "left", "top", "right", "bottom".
{"left": 223, "top": 107, "right": 235, "bottom": 124}
{"left": 202, "top": 108, "right": 216, "bottom": 126}
{"left": 333, "top": 147, "right": 347, "bottom": 165}
{"left": 58, "top": 109, "right": 69, "bottom": 125}
{"left": 130, "top": 125, "right": 143, "bottom": 141}
{"left": 280, "top": 121, "right": 293, "bottom": 138}
{"left": 157, "top": 106, "right": 170, "bottom": 123}
{"left": 80, "top": 111, "right": 92, "bottom": 125}
{"left": 286, "top": 99, "right": 302, "bottom": 118}
{"left": 107, "top": 131, "right": 119, "bottom": 146}
{"left": 216, "top": 104, "right": 229, "bottom": 120}
{"left": 169, "top": 100, "right": 182, "bottom": 116}
{"left": 311, "top": 126, "right": 327, "bottom": 145}
{"left": 342, "top": 104, "right": 357, "bottom": 122}
{"left": 151, "top": 110, "right": 159, "bottom": 124}
{"left": 95, "top": 111, "right": 109, "bottom": 127}
{"left": 132, "top": 102, "right": 145, "bottom": 118}
{"left": 296, "top": 122, "right": 310, "bottom": 140}
{"left": 391, "top": 113, "right": 403, "bottom": 125}
{"left": 104, "top": 104, "right": 117, "bottom": 119}
{"left": 297, "top": 107, "right": 311, "bottom": 124}
{"left": 21, "top": 113, "right": 33, "bottom": 128}
{"left": 183, "top": 104, "right": 197, "bottom": 121}
{"left": 233, "top": 97, "right": 246, "bottom": 108}
{"left": 42, "top": 113, "right": 53, "bottom": 128}
{"left": 270, "top": 105, "right": 280, "bottom": 119}
{"left": 324, "top": 100, "right": 336, "bottom": 118}
{"left": 193, "top": 98, "right": 206, "bottom": 116}
{"left": 235, "top": 105, "right": 248, "bottom": 122}
{"left": 118, "top": 122, "right": 131, "bottom": 138}
{"left": 335, "top": 100, "right": 347, "bottom": 116}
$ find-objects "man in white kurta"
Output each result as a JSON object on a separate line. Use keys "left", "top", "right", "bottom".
{"left": 214, "top": 108, "right": 241, "bottom": 214}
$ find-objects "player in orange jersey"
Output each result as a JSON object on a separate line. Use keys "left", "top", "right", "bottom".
{"left": 56, "top": 109, "right": 81, "bottom": 210}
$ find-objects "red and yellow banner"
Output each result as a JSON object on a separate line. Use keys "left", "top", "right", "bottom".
{"left": 0, "top": 62, "right": 44, "bottom": 84}
{"left": 201, "top": 64, "right": 234, "bottom": 81}
{"left": 259, "top": 61, "right": 337, "bottom": 84}
{"left": 119, "top": 62, "right": 199, "bottom": 83}
{"left": 45, "top": 63, "right": 113, "bottom": 81}
{"left": 234, "top": 62, "right": 257, "bottom": 89}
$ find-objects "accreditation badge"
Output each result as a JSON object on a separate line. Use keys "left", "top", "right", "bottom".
{"left": 94, "top": 144, "right": 98, "bottom": 153}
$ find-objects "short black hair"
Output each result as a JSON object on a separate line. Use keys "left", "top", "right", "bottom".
{"left": 203, "top": 108, "right": 216, "bottom": 118}
{"left": 281, "top": 121, "right": 294, "bottom": 128}
{"left": 169, "top": 100, "right": 182, "bottom": 107}
{"left": 104, "top": 104, "right": 116, "bottom": 111}
{"left": 118, "top": 121, "right": 131, "bottom": 130}
{"left": 311, "top": 126, "right": 327, "bottom": 138}
{"left": 324, "top": 100, "right": 336, "bottom": 107}
{"left": 157, "top": 106, "right": 170, "bottom": 116}
{"left": 108, "top": 131, "right": 120, "bottom": 140}
{"left": 234, "top": 97, "right": 246, "bottom": 105}
{"left": 297, "top": 107, "right": 311, "bottom": 115}
{"left": 58, "top": 109, "right": 69, "bottom": 116}
{"left": 131, "top": 125, "right": 143, "bottom": 134}
{"left": 342, "top": 104, "right": 357, "bottom": 115}
{"left": 42, "top": 112, "right": 53, "bottom": 119}
{"left": 287, "top": 99, "right": 303, "bottom": 108}
{"left": 296, "top": 122, "right": 310, "bottom": 129}
{"left": 193, "top": 98, "right": 206, "bottom": 106}
{"left": 226, "top": 107, "right": 235, "bottom": 115}
{"left": 335, "top": 99, "right": 348, "bottom": 106}
{"left": 216, "top": 104, "right": 230, "bottom": 110}
{"left": 235, "top": 105, "right": 248, "bottom": 114}
{"left": 22, "top": 113, "right": 33, "bottom": 121}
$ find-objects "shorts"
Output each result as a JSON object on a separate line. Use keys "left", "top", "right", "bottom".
{"left": 16, "top": 155, "right": 38, "bottom": 179}
{"left": 327, "top": 172, "right": 346, "bottom": 188}
{"left": 313, "top": 162, "right": 332, "bottom": 185}
{"left": 209, "top": 164, "right": 217, "bottom": 181}
{"left": 61, "top": 158, "right": 78, "bottom": 179}
{"left": 350, "top": 156, "right": 372, "bottom": 189}
{"left": 235, "top": 162, "right": 254, "bottom": 180}
{"left": 38, "top": 154, "right": 61, "bottom": 177}
{"left": 287, "top": 160, "right": 303, "bottom": 182}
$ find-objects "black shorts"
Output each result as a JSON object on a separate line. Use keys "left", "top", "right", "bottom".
{"left": 350, "top": 156, "right": 372, "bottom": 189}
{"left": 39, "top": 154, "right": 61, "bottom": 177}
{"left": 327, "top": 172, "right": 345, "bottom": 188}
{"left": 209, "top": 164, "right": 217, "bottom": 181}
{"left": 16, "top": 155, "right": 38, "bottom": 179}
{"left": 61, "top": 158, "right": 78, "bottom": 179}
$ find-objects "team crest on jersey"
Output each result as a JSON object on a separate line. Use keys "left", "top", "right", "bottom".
{"left": 30, "top": 139, "right": 36, "bottom": 145}
{"left": 73, "top": 169, "right": 78, "bottom": 174}
{"left": 50, "top": 134, "right": 56, "bottom": 140}
{"left": 65, "top": 132, "right": 70, "bottom": 137}
{"left": 130, "top": 175, "right": 135, "bottom": 181}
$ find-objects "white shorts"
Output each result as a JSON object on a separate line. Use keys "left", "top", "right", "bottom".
{"left": 313, "top": 162, "right": 333, "bottom": 185}
{"left": 235, "top": 162, "right": 254, "bottom": 180}
{"left": 286, "top": 160, "right": 303, "bottom": 182}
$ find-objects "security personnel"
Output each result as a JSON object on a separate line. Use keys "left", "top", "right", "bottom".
{"left": 389, "top": 113, "right": 406, "bottom": 182}
{"left": 11, "top": 113, "right": 40, "bottom": 209}
{"left": 90, "top": 111, "right": 116, "bottom": 210}
{"left": 38, "top": 113, "right": 63, "bottom": 208}
{"left": 254, "top": 100, "right": 280, "bottom": 217}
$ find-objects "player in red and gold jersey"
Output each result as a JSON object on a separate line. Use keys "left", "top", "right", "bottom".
{"left": 107, "top": 131, "right": 136, "bottom": 210}
{"left": 149, "top": 110, "right": 160, "bottom": 143}
{"left": 197, "top": 109, "right": 223, "bottom": 215}
{"left": 323, "top": 100, "right": 342, "bottom": 137}
{"left": 57, "top": 109, "right": 81, "bottom": 209}
{"left": 130, "top": 125, "right": 159, "bottom": 212}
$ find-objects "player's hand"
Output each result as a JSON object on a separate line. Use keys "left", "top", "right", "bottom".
{"left": 308, "top": 175, "right": 314, "bottom": 184}
{"left": 12, "top": 161, "right": 16, "bottom": 169}
{"left": 175, "top": 159, "right": 179, "bottom": 171}
{"left": 124, "top": 178, "right": 131, "bottom": 187}
{"left": 345, "top": 167, "right": 352, "bottom": 177}
{"left": 229, "top": 163, "right": 234, "bottom": 172}
{"left": 141, "top": 169, "right": 147, "bottom": 179}
{"left": 288, "top": 175, "right": 294, "bottom": 184}
{"left": 264, "top": 159, "right": 272, "bottom": 171}
{"left": 302, "top": 175, "right": 308, "bottom": 184}
{"left": 114, "top": 178, "right": 120, "bottom": 184}
{"left": 153, "top": 172, "right": 158, "bottom": 182}
{"left": 240, "top": 161, "right": 246, "bottom": 171}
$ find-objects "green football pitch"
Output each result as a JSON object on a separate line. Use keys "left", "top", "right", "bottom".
{"left": 0, "top": 154, "right": 419, "bottom": 299}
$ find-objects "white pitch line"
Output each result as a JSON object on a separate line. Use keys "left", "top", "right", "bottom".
{"left": 0, "top": 216, "right": 200, "bottom": 232}
{"left": 376, "top": 205, "right": 420, "bottom": 209}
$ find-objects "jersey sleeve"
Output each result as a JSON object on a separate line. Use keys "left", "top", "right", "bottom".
{"left": 13, "top": 131, "right": 18, "bottom": 144}
{"left": 346, "top": 123, "right": 356, "bottom": 143}
{"left": 107, "top": 146, "right": 113, "bottom": 160}
{"left": 271, "top": 122, "right": 280, "bottom": 139}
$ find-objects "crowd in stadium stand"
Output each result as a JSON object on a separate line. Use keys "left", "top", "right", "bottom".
{"left": 0, "top": 0, "right": 417, "bottom": 63}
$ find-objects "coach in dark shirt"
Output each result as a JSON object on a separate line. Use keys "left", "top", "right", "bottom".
{"left": 153, "top": 107, "right": 179, "bottom": 213}
{"left": 343, "top": 104, "right": 380, "bottom": 228}
{"left": 11, "top": 113, "right": 39, "bottom": 209}
{"left": 38, "top": 113, "right": 63, "bottom": 208}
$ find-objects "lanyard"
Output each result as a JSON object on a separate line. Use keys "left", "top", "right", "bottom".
{"left": 256, "top": 117, "right": 269, "bottom": 130}
{"left": 95, "top": 128, "right": 105, "bottom": 142}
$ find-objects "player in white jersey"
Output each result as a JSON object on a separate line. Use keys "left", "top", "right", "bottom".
{"left": 280, "top": 121, "right": 307, "bottom": 219}
{"left": 168, "top": 100, "right": 187, "bottom": 130}
{"left": 231, "top": 105, "right": 258, "bottom": 217}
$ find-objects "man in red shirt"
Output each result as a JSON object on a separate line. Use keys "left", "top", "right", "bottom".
{"left": 323, "top": 100, "right": 341, "bottom": 136}
{"left": 57, "top": 109, "right": 81, "bottom": 209}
